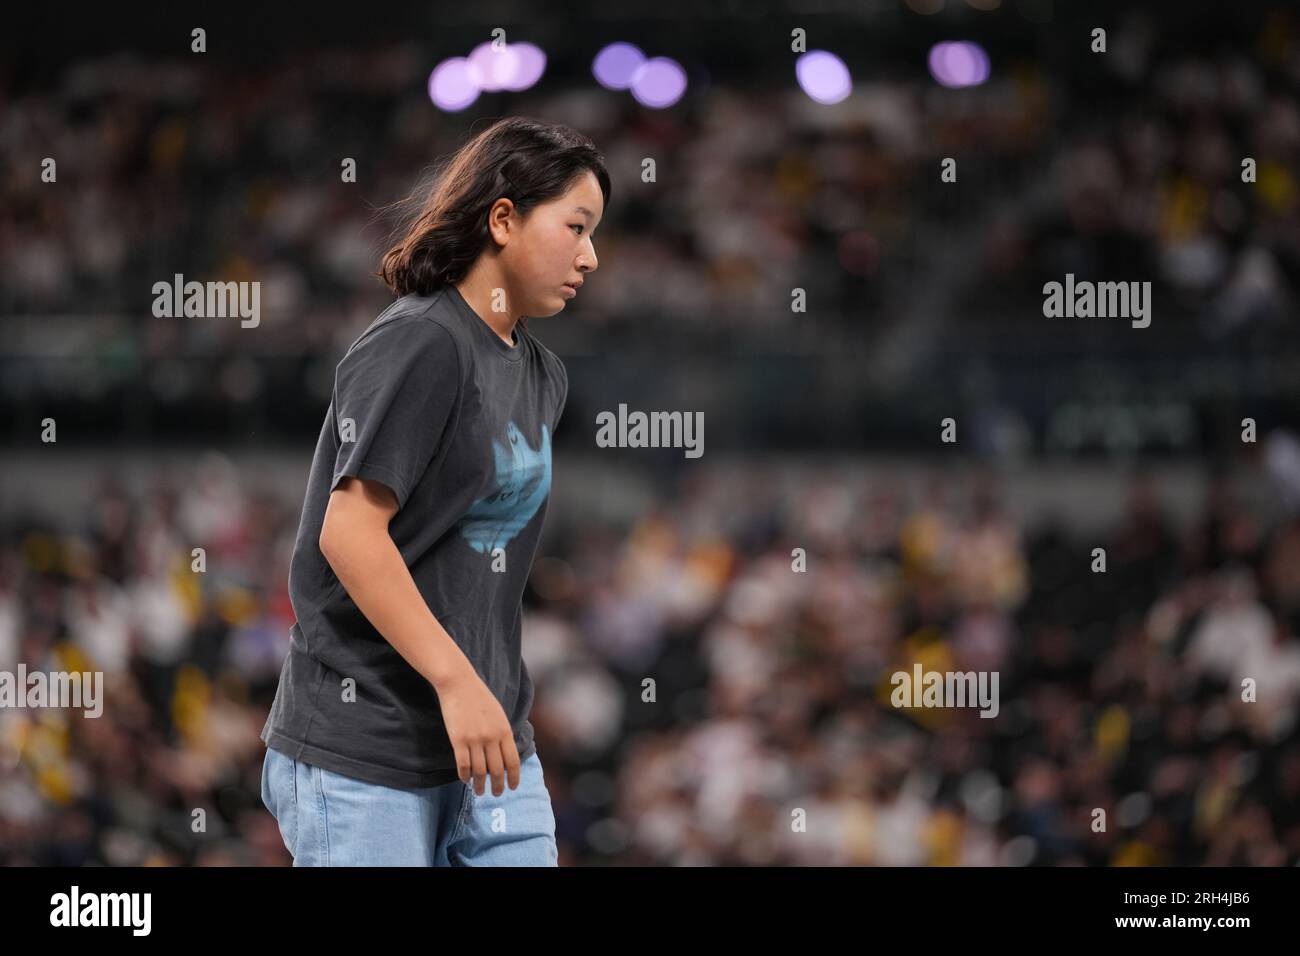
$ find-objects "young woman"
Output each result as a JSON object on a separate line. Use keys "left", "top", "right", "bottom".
{"left": 259, "top": 116, "right": 609, "bottom": 866}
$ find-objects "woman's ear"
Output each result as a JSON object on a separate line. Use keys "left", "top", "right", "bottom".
{"left": 487, "top": 197, "right": 515, "bottom": 247}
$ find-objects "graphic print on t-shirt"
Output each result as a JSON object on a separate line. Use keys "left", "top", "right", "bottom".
{"left": 459, "top": 420, "right": 551, "bottom": 555}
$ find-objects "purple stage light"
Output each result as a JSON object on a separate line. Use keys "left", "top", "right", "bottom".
{"left": 428, "top": 57, "right": 480, "bottom": 111}
{"left": 928, "top": 41, "right": 990, "bottom": 88}
{"left": 501, "top": 42, "right": 546, "bottom": 91}
{"left": 467, "top": 41, "right": 520, "bottom": 92}
{"left": 969, "top": 43, "right": 991, "bottom": 84}
{"left": 630, "top": 56, "right": 687, "bottom": 108}
{"left": 593, "top": 42, "right": 646, "bottom": 90}
{"left": 795, "top": 50, "right": 852, "bottom": 104}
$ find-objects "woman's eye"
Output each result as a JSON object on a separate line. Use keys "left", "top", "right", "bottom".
{"left": 571, "top": 224, "right": 584, "bottom": 235}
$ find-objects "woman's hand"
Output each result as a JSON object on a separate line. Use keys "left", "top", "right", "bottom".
{"left": 435, "top": 664, "right": 522, "bottom": 797}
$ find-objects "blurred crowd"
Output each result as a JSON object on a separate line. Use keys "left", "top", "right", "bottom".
{"left": 973, "top": 12, "right": 1300, "bottom": 351}
{"left": 2, "top": 11, "right": 1298, "bottom": 446}
{"left": 1, "top": 452, "right": 1298, "bottom": 866}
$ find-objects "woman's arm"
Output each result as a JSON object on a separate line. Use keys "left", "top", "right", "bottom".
{"left": 319, "top": 475, "right": 522, "bottom": 796}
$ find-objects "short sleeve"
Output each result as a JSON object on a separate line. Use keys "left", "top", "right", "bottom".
{"left": 330, "top": 316, "right": 461, "bottom": 510}
{"left": 552, "top": 361, "right": 569, "bottom": 434}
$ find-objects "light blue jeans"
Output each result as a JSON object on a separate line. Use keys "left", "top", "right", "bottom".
{"left": 260, "top": 746, "right": 559, "bottom": 866}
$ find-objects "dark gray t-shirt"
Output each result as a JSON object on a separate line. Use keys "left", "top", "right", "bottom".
{"left": 260, "top": 284, "right": 567, "bottom": 789}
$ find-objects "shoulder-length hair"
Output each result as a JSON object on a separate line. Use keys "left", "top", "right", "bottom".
{"left": 376, "top": 116, "right": 611, "bottom": 329}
